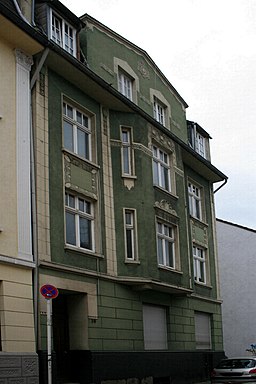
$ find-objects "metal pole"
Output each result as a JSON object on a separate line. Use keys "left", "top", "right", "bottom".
{"left": 47, "top": 299, "right": 52, "bottom": 384}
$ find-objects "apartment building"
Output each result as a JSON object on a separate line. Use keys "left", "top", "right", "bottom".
{"left": 0, "top": 1, "right": 227, "bottom": 383}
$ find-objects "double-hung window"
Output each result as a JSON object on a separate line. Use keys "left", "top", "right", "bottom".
{"left": 153, "top": 97, "right": 166, "bottom": 126}
{"left": 157, "top": 221, "right": 175, "bottom": 268}
{"left": 63, "top": 102, "right": 91, "bottom": 161}
{"left": 188, "top": 182, "right": 202, "bottom": 220}
{"left": 124, "top": 209, "right": 137, "bottom": 261}
{"left": 118, "top": 70, "right": 133, "bottom": 100}
{"left": 65, "top": 192, "right": 94, "bottom": 251}
{"left": 51, "top": 11, "right": 76, "bottom": 56}
{"left": 121, "top": 127, "right": 133, "bottom": 176}
{"left": 153, "top": 146, "right": 171, "bottom": 192}
{"left": 195, "top": 131, "right": 206, "bottom": 158}
{"left": 193, "top": 245, "right": 206, "bottom": 284}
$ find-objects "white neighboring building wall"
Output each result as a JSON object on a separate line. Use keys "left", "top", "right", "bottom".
{"left": 216, "top": 219, "right": 256, "bottom": 357}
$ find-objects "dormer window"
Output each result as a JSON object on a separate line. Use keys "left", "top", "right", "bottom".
{"left": 195, "top": 131, "right": 205, "bottom": 158}
{"left": 187, "top": 121, "right": 210, "bottom": 160}
{"left": 50, "top": 10, "right": 76, "bottom": 56}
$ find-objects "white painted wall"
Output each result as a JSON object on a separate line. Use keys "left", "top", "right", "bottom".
{"left": 216, "top": 219, "right": 256, "bottom": 357}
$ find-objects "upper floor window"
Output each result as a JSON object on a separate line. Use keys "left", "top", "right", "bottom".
{"left": 153, "top": 145, "right": 171, "bottom": 192}
{"left": 193, "top": 245, "right": 206, "bottom": 284}
{"left": 51, "top": 10, "right": 76, "bottom": 56}
{"left": 157, "top": 221, "right": 176, "bottom": 268}
{"left": 114, "top": 59, "right": 139, "bottom": 104}
{"left": 121, "top": 127, "right": 134, "bottom": 176}
{"left": 153, "top": 97, "right": 166, "bottom": 126}
{"left": 124, "top": 209, "right": 137, "bottom": 261}
{"left": 187, "top": 121, "right": 210, "bottom": 159}
{"left": 65, "top": 192, "right": 94, "bottom": 251}
{"left": 63, "top": 102, "right": 91, "bottom": 161}
{"left": 195, "top": 131, "right": 205, "bottom": 158}
{"left": 188, "top": 181, "right": 202, "bottom": 220}
{"left": 118, "top": 69, "right": 133, "bottom": 100}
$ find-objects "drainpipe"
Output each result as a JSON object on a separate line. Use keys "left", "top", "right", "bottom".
{"left": 12, "top": 0, "right": 30, "bottom": 24}
{"left": 30, "top": 48, "right": 49, "bottom": 349}
{"left": 213, "top": 178, "right": 228, "bottom": 194}
{"left": 31, "top": 0, "right": 35, "bottom": 26}
{"left": 212, "top": 177, "right": 228, "bottom": 301}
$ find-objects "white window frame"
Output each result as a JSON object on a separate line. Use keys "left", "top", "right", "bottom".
{"left": 188, "top": 181, "right": 202, "bottom": 220}
{"left": 195, "top": 312, "right": 212, "bottom": 350}
{"left": 195, "top": 131, "right": 206, "bottom": 158}
{"left": 193, "top": 245, "right": 206, "bottom": 284}
{"left": 118, "top": 69, "right": 133, "bottom": 100}
{"left": 121, "top": 127, "right": 134, "bottom": 176}
{"left": 153, "top": 97, "right": 166, "bottom": 126}
{"left": 63, "top": 101, "right": 91, "bottom": 161}
{"left": 188, "top": 123, "right": 207, "bottom": 159}
{"left": 124, "top": 209, "right": 137, "bottom": 261}
{"left": 143, "top": 304, "right": 168, "bottom": 350}
{"left": 157, "top": 221, "right": 176, "bottom": 269}
{"left": 50, "top": 9, "right": 76, "bottom": 56}
{"left": 65, "top": 192, "right": 95, "bottom": 251}
{"left": 153, "top": 145, "right": 171, "bottom": 192}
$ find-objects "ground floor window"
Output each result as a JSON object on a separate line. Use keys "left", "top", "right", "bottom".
{"left": 143, "top": 304, "right": 167, "bottom": 350}
{"left": 195, "top": 311, "right": 212, "bottom": 349}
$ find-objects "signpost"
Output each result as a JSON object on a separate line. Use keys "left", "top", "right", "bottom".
{"left": 40, "top": 284, "right": 59, "bottom": 384}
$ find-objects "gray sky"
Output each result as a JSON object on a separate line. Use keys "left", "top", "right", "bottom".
{"left": 62, "top": 0, "right": 256, "bottom": 229}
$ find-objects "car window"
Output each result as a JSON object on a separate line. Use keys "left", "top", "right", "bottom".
{"left": 217, "top": 359, "right": 256, "bottom": 369}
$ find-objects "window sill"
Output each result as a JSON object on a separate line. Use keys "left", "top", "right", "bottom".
{"left": 65, "top": 245, "right": 104, "bottom": 258}
{"left": 158, "top": 265, "right": 183, "bottom": 275}
{"left": 62, "top": 148, "right": 100, "bottom": 170}
{"left": 153, "top": 185, "right": 179, "bottom": 200}
{"left": 190, "top": 215, "right": 208, "bottom": 227}
{"left": 194, "top": 281, "right": 212, "bottom": 289}
{"left": 124, "top": 260, "right": 140, "bottom": 265}
{"left": 122, "top": 174, "right": 137, "bottom": 180}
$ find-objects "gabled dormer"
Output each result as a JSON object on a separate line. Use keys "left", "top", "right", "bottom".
{"left": 187, "top": 120, "right": 211, "bottom": 161}
{"left": 35, "top": 0, "right": 83, "bottom": 58}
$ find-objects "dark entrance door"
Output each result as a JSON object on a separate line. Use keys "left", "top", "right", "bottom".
{"left": 52, "top": 293, "right": 70, "bottom": 383}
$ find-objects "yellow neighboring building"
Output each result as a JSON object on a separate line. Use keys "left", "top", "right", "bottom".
{"left": 0, "top": 0, "right": 43, "bottom": 381}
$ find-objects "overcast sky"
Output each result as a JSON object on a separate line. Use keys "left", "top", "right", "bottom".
{"left": 62, "top": 0, "right": 256, "bottom": 229}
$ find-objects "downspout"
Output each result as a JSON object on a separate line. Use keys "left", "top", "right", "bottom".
{"left": 12, "top": 0, "right": 30, "bottom": 24}
{"left": 30, "top": 48, "right": 49, "bottom": 349}
{"left": 212, "top": 177, "right": 228, "bottom": 302}
{"left": 213, "top": 178, "right": 228, "bottom": 194}
{"left": 31, "top": 0, "right": 35, "bottom": 26}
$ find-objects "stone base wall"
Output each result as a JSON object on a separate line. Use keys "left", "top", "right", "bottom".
{"left": 0, "top": 353, "right": 38, "bottom": 384}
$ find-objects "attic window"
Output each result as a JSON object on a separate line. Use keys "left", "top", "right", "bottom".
{"left": 187, "top": 122, "right": 209, "bottom": 160}
{"left": 50, "top": 10, "right": 76, "bottom": 56}
{"left": 153, "top": 97, "right": 166, "bottom": 126}
{"left": 118, "top": 69, "right": 133, "bottom": 101}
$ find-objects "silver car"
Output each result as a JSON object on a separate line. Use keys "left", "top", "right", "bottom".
{"left": 211, "top": 357, "right": 256, "bottom": 383}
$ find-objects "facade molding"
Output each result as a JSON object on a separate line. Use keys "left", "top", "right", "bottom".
{"left": 15, "top": 48, "right": 33, "bottom": 262}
